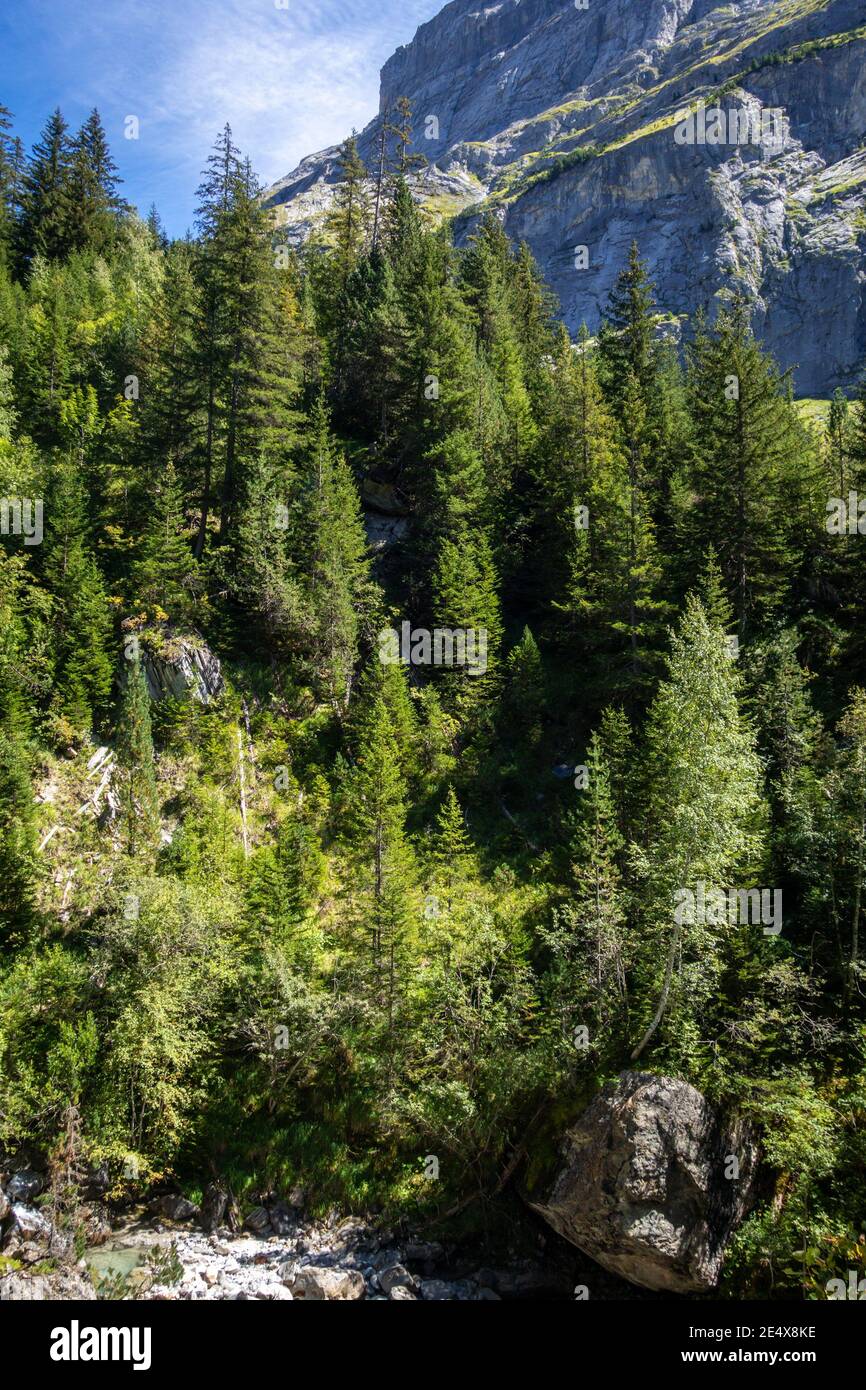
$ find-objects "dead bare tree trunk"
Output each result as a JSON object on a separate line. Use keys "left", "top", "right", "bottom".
{"left": 631, "top": 924, "right": 680, "bottom": 1061}
{"left": 237, "top": 725, "right": 250, "bottom": 858}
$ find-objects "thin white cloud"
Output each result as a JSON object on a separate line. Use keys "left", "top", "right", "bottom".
{"left": 3, "top": 0, "right": 442, "bottom": 230}
{"left": 141, "top": 0, "right": 440, "bottom": 185}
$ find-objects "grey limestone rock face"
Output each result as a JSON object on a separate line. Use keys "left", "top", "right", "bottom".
{"left": 140, "top": 633, "right": 224, "bottom": 705}
{"left": 265, "top": 0, "right": 866, "bottom": 395}
{"left": 531, "top": 1070, "right": 758, "bottom": 1293}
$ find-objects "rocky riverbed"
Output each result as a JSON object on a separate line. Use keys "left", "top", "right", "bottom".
{"left": 1, "top": 1185, "right": 578, "bottom": 1301}
{"left": 87, "top": 1218, "right": 555, "bottom": 1301}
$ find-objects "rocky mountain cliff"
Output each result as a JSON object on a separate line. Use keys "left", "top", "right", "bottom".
{"left": 264, "top": 0, "right": 866, "bottom": 395}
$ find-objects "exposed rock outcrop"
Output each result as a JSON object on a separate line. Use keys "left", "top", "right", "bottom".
{"left": 265, "top": 0, "right": 866, "bottom": 395}
{"left": 0, "top": 1175, "right": 96, "bottom": 1300}
{"left": 531, "top": 1071, "right": 758, "bottom": 1293}
{"left": 199, "top": 1183, "right": 229, "bottom": 1234}
{"left": 5, "top": 1170, "right": 43, "bottom": 1204}
{"left": 140, "top": 633, "right": 223, "bottom": 706}
{"left": 0, "top": 1268, "right": 94, "bottom": 1300}
{"left": 147, "top": 1194, "right": 200, "bottom": 1224}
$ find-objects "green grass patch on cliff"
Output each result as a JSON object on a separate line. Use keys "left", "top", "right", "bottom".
{"left": 795, "top": 398, "right": 832, "bottom": 426}
{"left": 714, "top": 23, "right": 866, "bottom": 99}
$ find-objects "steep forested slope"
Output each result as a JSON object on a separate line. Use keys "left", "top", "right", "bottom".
{"left": 0, "top": 97, "right": 866, "bottom": 1299}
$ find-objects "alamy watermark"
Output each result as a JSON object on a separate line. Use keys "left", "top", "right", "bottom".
{"left": 0, "top": 496, "right": 43, "bottom": 545}
{"left": 674, "top": 881, "right": 782, "bottom": 936}
{"left": 827, "top": 492, "right": 866, "bottom": 535}
{"left": 826, "top": 1271, "right": 866, "bottom": 1300}
{"left": 50, "top": 1321, "right": 151, "bottom": 1371}
{"left": 378, "top": 622, "right": 488, "bottom": 675}
{"left": 674, "top": 102, "right": 784, "bottom": 152}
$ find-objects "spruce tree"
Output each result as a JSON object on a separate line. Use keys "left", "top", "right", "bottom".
{"left": 136, "top": 240, "right": 204, "bottom": 503}
{"left": 631, "top": 595, "right": 766, "bottom": 1063}
{"left": 598, "top": 242, "right": 684, "bottom": 538}
{"left": 742, "top": 629, "right": 824, "bottom": 948}
{"left": 430, "top": 528, "right": 502, "bottom": 714}
{"left": 544, "top": 732, "right": 627, "bottom": 1050}
{"left": 132, "top": 464, "right": 196, "bottom": 622}
{"left": 510, "top": 240, "right": 556, "bottom": 386}
{"left": 851, "top": 372, "right": 866, "bottom": 486}
{"left": 503, "top": 626, "right": 545, "bottom": 744}
{"left": 230, "top": 446, "right": 303, "bottom": 654}
{"left": 17, "top": 108, "right": 73, "bottom": 268}
{"left": 67, "top": 109, "right": 124, "bottom": 255}
{"left": 192, "top": 124, "right": 242, "bottom": 554}
{"left": 460, "top": 214, "right": 515, "bottom": 347}
{"left": 827, "top": 388, "right": 852, "bottom": 501}
{"left": 617, "top": 370, "right": 668, "bottom": 693}
{"left": 0, "top": 553, "right": 39, "bottom": 949}
{"left": 146, "top": 203, "right": 169, "bottom": 251}
{"left": 298, "top": 399, "right": 371, "bottom": 711}
{"left": 344, "top": 685, "right": 417, "bottom": 1033}
{"left": 18, "top": 256, "right": 73, "bottom": 438}
{"left": 215, "top": 157, "right": 264, "bottom": 540}
{"left": 370, "top": 105, "right": 396, "bottom": 249}
{"left": 543, "top": 322, "right": 666, "bottom": 698}
{"left": 0, "top": 344, "right": 17, "bottom": 443}
{"left": 460, "top": 215, "right": 536, "bottom": 535}
{"left": 696, "top": 544, "right": 735, "bottom": 634}
{"left": 834, "top": 374, "right": 866, "bottom": 681}
{"left": 429, "top": 784, "right": 474, "bottom": 916}
{"left": 541, "top": 326, "right": 633, "bottom": 680}
{"left": 0, "top": 730, "right": 38, "bottom": 950}
{"left": 686, "top": 300, "right": 820, "bottom": 639}
{"left": 43, "top": 463, "right": 113, "bottom": 730}
{"left": 0, "top": 104, "right": 17, "bottom": 265}
{"left": 598, "top": 242, "right": 658, "bottom": 406}
{"left": 193, "top": 142, "right": 304, "bottom": 548}
{"left": 597, "top": 704, "right": 634, "bottom": 842}
{"left": 827, "top": 690, "right": 866, "bottom": 1002}
{"left": 346, "top": 638, "right": 418, "bottom": 769}
{"left": 432, "top": 783, "right": 473, "bottom": 866}
{"left": 115, "top": 654, "right": 159, "bottom": 856}
{"left": 391, "top": 97, "right": 427, "bottom": 178}
{"left": 326, "top": 134, "right": 370, "bottom": 296}
{"left": 242, "top": 242, "right": 307, "bottom": 465}
{"left": 245, "top": 819, "right": 324, "bottom": 951}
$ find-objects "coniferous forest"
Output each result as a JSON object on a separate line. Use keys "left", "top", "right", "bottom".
{"left": 1, "top": 100, "right": 866, "bottom": 1304}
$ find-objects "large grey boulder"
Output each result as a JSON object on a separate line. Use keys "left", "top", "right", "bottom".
{"left": 1, "top": 1203, "right": 56, "bottom": 1259}
{"left": 0, "top": 1201, "right": 78, "bottom": 1272}
{"left": 6, "top": 1170, "right": 44, "bottom": 1204}
{"left": 148, "top": 1193, "right": 199, "bottom": 1224}
{"left": 242, "top": 1206, "right": 272, "bottom": 1236}
{"left": 199, "top": 1182, "right": 229, "bottom": 1234}
{"left": 378, "top": 1263, "right": 416, "bottom": 1296}
{"left": 531, "top": 1071, "right": 757, "bottom": 1293}
{"left": 285, "top": 1265, "right": 366, "bottom": 1300}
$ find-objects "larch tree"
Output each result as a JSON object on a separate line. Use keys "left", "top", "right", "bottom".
{"left": 115, "top": 653, "right": 160, "bottom": 857}
{"left": 630, "top": 594, "right": 766, "bottom": 1063}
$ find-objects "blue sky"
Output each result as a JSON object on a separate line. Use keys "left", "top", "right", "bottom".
{"left": 0, "top": 0, "right": 442, "bottom": 237}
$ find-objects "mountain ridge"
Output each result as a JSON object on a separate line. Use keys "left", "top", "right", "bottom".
{"left": 264, "top": 0, "right": 866, "bottom": 394}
